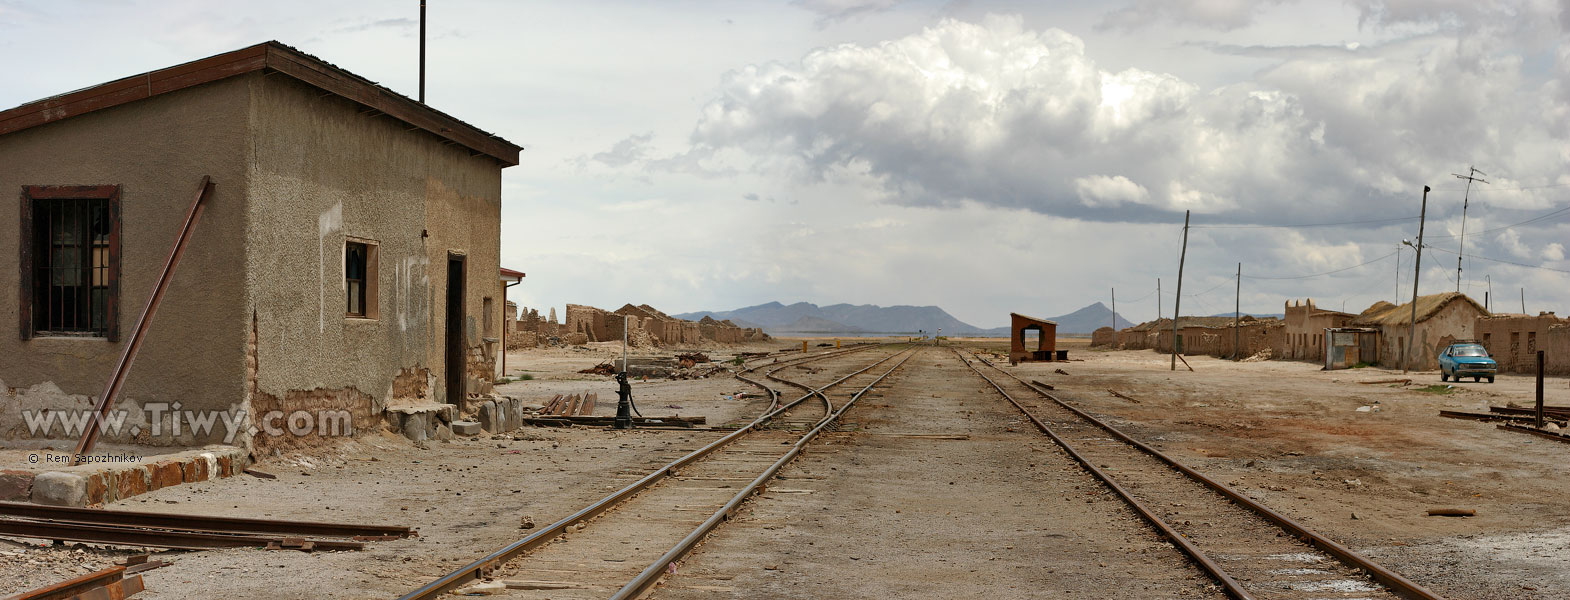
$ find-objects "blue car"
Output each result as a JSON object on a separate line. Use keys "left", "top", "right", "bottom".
{"left": 1438, "top": 342, "right": 1496, "bottom": 383}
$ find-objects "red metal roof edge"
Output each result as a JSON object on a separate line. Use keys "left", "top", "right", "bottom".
{"left": 1010, "top": 312, "right": 1058, "bottom": 325}
{"left": 0, "top": 41, "right": 521, "bottom": 166}
{"left": 499, "top": 267, "right": 526, "bottom": 279}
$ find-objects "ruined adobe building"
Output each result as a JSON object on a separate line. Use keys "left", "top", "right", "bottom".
{"left": 0, "top": 42, "right": 521, "bottom": 452}
{"left": 1474, "top": 312, "right": 1570, "bottom": 375}
{"left": 1350, "top": 292, "right": 1489, "bottom": 369}
{"left": 508, "top": 303, "right": 766, "bottom": 348}
{"left": 1282, "top": 299, "right": 1355, "bottom": 361}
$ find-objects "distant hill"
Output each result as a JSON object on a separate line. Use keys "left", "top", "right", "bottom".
{"left": 674, "top": 301, "right": 1133, "bottom": 336}
{"left": 1042, "top": 302, "right": 1134, "bottom": 334}
{"left": 676, "top": 301, "right": 980, "bottom": 335}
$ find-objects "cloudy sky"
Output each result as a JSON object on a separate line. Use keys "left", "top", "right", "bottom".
{"left": 4, "top": 1, "right": 1568, "bottom": 328}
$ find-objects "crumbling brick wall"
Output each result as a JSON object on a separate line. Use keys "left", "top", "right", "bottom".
{"left": 1090, "top": 327, "right": 1117, "bottom": 347}
{"left": 1475, "top": 313, "right": 1570, "bottom": 375}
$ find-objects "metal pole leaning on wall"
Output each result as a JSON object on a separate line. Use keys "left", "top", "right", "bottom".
{"left": 1404, "top": 185, "right": 1429, "bottom": 375}
{"left": 1171, "top": 210, "right": 1190, "bottom": 372}
{"left": 73, "top": 177, "right": 214, "bottom": 463}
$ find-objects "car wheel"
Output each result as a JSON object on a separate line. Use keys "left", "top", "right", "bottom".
{"left": 1473, "top": 377, "right": 1481, "bottom": 382}
{"left": 1440, "top": 372, "right": 1448, "bottom": 382}
{"left": 1488, "top": 377, "right": 1495, "bottom": 383}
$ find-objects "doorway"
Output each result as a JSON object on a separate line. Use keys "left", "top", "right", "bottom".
{"left": 445, "top": 254, "right": 466, "bottom": 406}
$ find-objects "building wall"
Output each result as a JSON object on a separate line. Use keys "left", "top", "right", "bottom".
{"left": 1090, "top": 327, "right": 1117, "bottom": 347}
{"left": 244, "top": 74, "right": 504, "bottom": 451}
{"left": 1474, "top": 314, "right": 1570, "bottom": 375}
{"left": 1376, "top": 301, "right": 1485, "bottom": 369}
{"left": 1282, "top": 300, "right": 1354, "bottom": 361}
{"left": 0, "top": 77, "right": 252, "bottom": 445}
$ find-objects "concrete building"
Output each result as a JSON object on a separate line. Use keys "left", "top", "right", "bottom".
{"left": 0, "top": 42, "right": 521, "bottom": 452}
{"left": 1349, "top": 293, "right": 1489, "bottom": 370}
{"left": 1282, "top": 299, "right": 1356, "bottom": 361}
{"left": 1474, "top": 312, "right": 1570, "bottom": 375}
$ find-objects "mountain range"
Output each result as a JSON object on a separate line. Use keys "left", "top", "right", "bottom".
{"left": 674, "top": 301, "right": 1133, "bottom": 335}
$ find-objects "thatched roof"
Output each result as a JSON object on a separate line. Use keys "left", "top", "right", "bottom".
{"left": 1350, "top": 292, "right": 1488, "bottom": 326}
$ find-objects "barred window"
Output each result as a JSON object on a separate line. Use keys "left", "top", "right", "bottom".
{"left": 20, "top": 185, "right": 120, "bottom": 339}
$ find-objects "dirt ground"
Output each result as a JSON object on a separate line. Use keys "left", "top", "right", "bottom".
{"left": 3, "top": 337, "right": 1566, "bottom": 598}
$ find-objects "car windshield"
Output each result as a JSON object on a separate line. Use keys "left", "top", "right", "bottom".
{"left": 1451, "top": 345, "right": 1488, "bottom": 357}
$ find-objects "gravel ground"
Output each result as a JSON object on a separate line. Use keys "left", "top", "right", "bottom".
{"left": 4, "top": 338, "right": 1565, "bottom": 598}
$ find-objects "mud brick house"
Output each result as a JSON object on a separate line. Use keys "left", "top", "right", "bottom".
{"left": 0, "top": 42, "right": 521, "bottom": 452}
{"left": 1350, "top": 292, "right": 1489, "bottom": 370}
{"left": 1473, "top": 312, "right": 1570, "bottom": 375}
{"left": 1282, "top": 299, "right": 1356, "bottom": 361}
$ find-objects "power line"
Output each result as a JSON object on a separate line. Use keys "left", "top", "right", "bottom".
{"left": 1424, "top": 246, "right": 1570, "bottom": 275}
{"left": 1240, "top": 251, "right": 1397, "bottom": 280}
{"left": 1423, "top": 204, "right": 1570, "bottom": 240}
{"left": 1190, "top": 216, "right": 1419, "bottom": 229}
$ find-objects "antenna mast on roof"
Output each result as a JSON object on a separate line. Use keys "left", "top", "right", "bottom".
{"left": 1453, "top": 166, "right": 1487, "bottom": 293}
{"left": 419, "top": 0, "right": 427, "bottom": 103}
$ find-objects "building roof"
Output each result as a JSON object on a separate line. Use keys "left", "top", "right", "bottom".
{"left": 499, "top": 267, "right": 525, "bottom": 282}
{"left": 1010, "top": 313, "right": 1057, "bottom": 326}
{"left": 0, "top": 41, "right": 521, "bottom": 166}
{"left": 1350, "top": 292, "right": 1488, "bottom": 326}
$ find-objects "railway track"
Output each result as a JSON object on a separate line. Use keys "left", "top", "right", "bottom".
{"left": 399, "top": 344, "right": 914, "bottom": 599}
{"left": 957, "top": 349, "right": 1443, "bottom": 600}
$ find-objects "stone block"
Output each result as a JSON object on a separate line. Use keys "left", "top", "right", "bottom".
{"left": 437, "top": 404, "right": 457, "bottom": 423}
{"left": 0, "top": 470, "right": 35, "bottom": 501}
{"left": 401, "top": 412, "right": 429, "bottom": 442}
{"left": 32, "top": 472, "right": 87, "bottom": 506}
{"left": 451, "top": 421, "right": 482, "bottom": 436}
{"left": 85, "top": 471, "right": 109, "bottom": 505}
{"left": 508, "top": 398, "right": 523, "bottom": 430}
{"left": 478, "top": 399, "right": 499, "bottom": 433}
{"left": 115, "top": 467, "right": 150, "bottom": 500}
{"left": 217, "top": 454, "right": 234, "bottom": 477}
{"left": 149, "top": 460, "right": 184, "bottom": 490}
{"left": 434, "top": 423, "right": 454, "bottom": 441}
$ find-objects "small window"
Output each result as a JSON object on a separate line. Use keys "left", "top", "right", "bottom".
{"left": 20, "top": 185, "right": 120, "bottom": 340}
{"left": 344, "top": 239, "right": 378, "bottom": 319}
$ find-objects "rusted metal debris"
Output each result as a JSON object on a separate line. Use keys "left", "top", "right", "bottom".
{"left": 1107, "top": 390, "right": 1139, "bottom": 403}
{"left": 1029, "top": 379, "right": 1055, "bottom": 390}
{"left": 522, "top": 415, "right": 704, "bottom": 428}
{"left": 72, "top": 177, "right": 214, "bottom": 463}
{"left": 1497, "top": 423, "right": 1570, "bottom": 444}
{"left": 541, "top": 392, "right": 599, "bottom": 416}
{"left": 7, "top": 565, "right": 144, "bottom": 600}
{"left": 0, "top": 501, "right": 413, "bottom": 551}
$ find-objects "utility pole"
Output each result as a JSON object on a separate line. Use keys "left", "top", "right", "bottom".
{"left": 1453, "top": 166, "right": 1487, "bottom": 292}
{"left": 1522, "top": 288, "right": 1527, "bottom": 314}
{"left": 1156, "top": 278, "right": 1162, "bottom": 320}
{"left": 1485, "top": 274, "right": 1492, "bottom": 312}
{"left": 1394, "top": 244, "right": 1401, "bottom": 302}
{"left": 1171, "top": 211, "right": 1190, "bottom": 371}
{"left": 1111, "top": 288, "right": 1117, "bottom": 331}
{"left": 1404, "top": 186, "right": 1430, "bottom": 374}
{"left": 1233, "top": 262, "right": 1241, "bottom": 360}
{"left": 418, "top": 0, "right": 427, "bottom": 103}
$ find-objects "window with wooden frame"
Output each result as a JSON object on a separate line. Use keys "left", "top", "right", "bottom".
{"left": 344, "top": 238, "right": 378, "bottom": 319}
{"left": 20, "top": 185, "right": 120, "bottom": 340}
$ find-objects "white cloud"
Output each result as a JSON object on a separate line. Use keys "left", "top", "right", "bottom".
{"left": 1099, "top": 0, "right": 1288, "bottom": 31}
{"left": 1074, "top": 175, "right": 1149, "bottom": 207}
{"left": 1543, "top": 242, "right": 1566, "bottom": 261}
{"left": 1496, "top": 229, "right": 1533, "bottom": 258}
